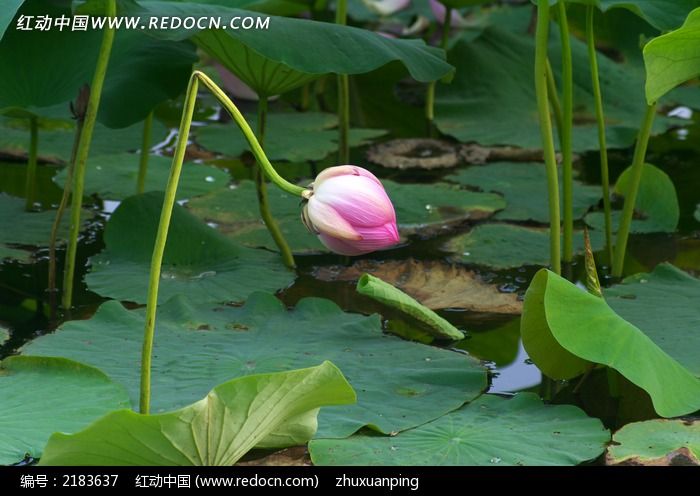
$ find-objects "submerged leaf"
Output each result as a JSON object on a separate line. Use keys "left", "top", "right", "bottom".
{"left": 40, "top": 362, "right": 355, "bottom": 466}
{"left": 23, "top": 293, "right": 487, "bottom": 438}
{"left": 310, "top": 393, "right": 609, "bottom": 466}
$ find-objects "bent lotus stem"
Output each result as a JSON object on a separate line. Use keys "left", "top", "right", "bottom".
{"left": 557, "top": 1, "right": 574, "bottom": 264}
{"left": 61, "top": 0, "right": 117, "bottom": 309}
{"left": 611, "top": 103, "right": 657, "bottom": 277}
{"left": 256, "top": 96, "right": 296, "bottom": 268}
{"left": 425, "top": 4, "right": 452, "bottom": 136}
{"left": 139, "top": 70, "right": 304, "bottom": 414}
{"left": 336, "top": 0, "right": 350, "bottom": 163}
{"left": 586, "top": 5, "right": 613, "bottom": 267}
{"left": 535, "top": 0, "right": 561, "bottom": 275}
{"left": 24, "top": 116, "right": 38, "bottom": 211}
{"left": 136, "top": 111, "right": 154, "bottom": 194}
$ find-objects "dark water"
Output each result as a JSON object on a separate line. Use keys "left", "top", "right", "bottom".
{"left": 1, "top": 105, "right": 699, "bottom": 430}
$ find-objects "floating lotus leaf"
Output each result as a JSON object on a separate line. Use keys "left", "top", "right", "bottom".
{"left": 23, "top": 292, "right": 488, "bottom": 438}
{"left": 606, "top": 419, "right": 700, "bottom": 466}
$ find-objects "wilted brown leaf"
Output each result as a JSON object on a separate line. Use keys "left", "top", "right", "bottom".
{"left": 313, "top": 259, "right": 522, "bottom": 315}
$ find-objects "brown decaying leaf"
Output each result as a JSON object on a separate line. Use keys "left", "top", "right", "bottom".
{"left": 237, "top": 446, "right": 312, "bottom": 466}
{"left": 606, "top": 447, "right": 699, "bottom": 466}
{"left": 313, "top": 259, "right": 522, "bottom": 315}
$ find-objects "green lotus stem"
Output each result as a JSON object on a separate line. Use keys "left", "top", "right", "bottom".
{"left": 557, "top": 1, "right": 574, "bottom": 264}
{"left": 61, "top": 0, "right": 116, "bottom": 310}
{"left": 24, "top": 116, "right": 38, "bottom": 211}
{"left": 255, "top": 96, "right": 296, "bottom": 269}
{"left": 48, "top": 119, "right": 84, "bottom": 315}
{"left": 425, "top": 5, "right": 452, "bottom": 136}
{"left": 545, "top": 58, "right": 563, "bottom": 148}
{"left": 611, "top": 103, "right": 657, "bottom": 277}
{"left": 136, "top": 111, "right": 154, "bottom": 194}
{"left": 586, "top": 6, "right": 613, "bottom": 266}
{"left": 336, "top": 0, "right": 349, "bottom": 163}
{"left": 535, "top": 0, "right": 561, "bottom": 275}
{"left": 140, "top": 70, "right": 303, "bottom": 413}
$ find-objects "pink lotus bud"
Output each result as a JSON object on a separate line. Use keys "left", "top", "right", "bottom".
{"left": 363, "top": 0, "right": 411, "bottom": 17}
{"left": 301, "top": 166, "right": 400, "bottom": 256}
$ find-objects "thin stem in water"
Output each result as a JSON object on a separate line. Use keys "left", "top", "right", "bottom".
{"left": 535, "top": 0, "right": 561, "bottom": 275}
{"left": 136, "top": 111, "right": 154, "bottom": 194}
{"left": 557, "top": 1, "right": 574, "bottom": 264}
{"left": 255, "top": 97, "right": 296, "bottom": 269}
{"left": 24, "top": 116, "right": 38, "bottom": 211}
{"left": 611, "top": 103, "right": 657, "bottom": 277}
{"left": 61, "top": 0, "right": 117, "bottom": 309}
{"left": 586, "top": 5, "right": 613, "bottom": 267}
{"left": 336, "top": 0, "right": 349, "bottom": 163}
{"left": 139, "top": 71, "right": 305, "bottom": 413}
{"left": 425, "top": 5, "right": 452, "bottom": 136}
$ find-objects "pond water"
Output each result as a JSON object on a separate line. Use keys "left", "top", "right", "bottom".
{"left": 1, "top": 102, "right": 699, "bottom": 435}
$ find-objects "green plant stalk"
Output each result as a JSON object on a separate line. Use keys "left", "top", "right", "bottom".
{"left": 136, "top": 111, "right": 154, "bottom": 194}
{"left": 24, "top": 116, "right": 38, "bottom": 211}
{"left": 336, "top": 0, "right": 350, "bottom": 163}
{"left": 586, "top": 6, "right": 613, "bottom": 267}
{"left": 48, "top": 120, "right": 84, "bottom": 316}
{"left": 61, "top": 0, "right": 117, "bottom": 309}
{"left": 611, "top": 103, "right": 657, "bottom": 277}
{"left": 535, "top": 0, "right": 561, "bottom": 275}
{"left": 425, "top": 5, "right": 452, "bottom": 135}
{"left": 255, "top": 96, "right": 296, "bottom": 269}
{"left": 557, "top": 1, "right": 574, "bottom": 263}
{"left": 545, "top": 58, "right": 563, "bottom": 148}
{"left": 140, "top": 71, "right": 304, "bottom": 413}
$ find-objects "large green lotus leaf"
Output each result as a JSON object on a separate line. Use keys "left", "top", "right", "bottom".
{"left": 39, "top": 362, "right": 355, "bottom": 466}
{"left": 195, "top": 112, "right": 386, "bottom": 162}
{"left": 23, "top": 292, "right": 488, "bottom": 438}
{"left": 435, "top": 25, "right": 671, "bottom": 151}
{"left": 85, "top": 191, "right": 294, "bottom": 304}
{"left": 309, "top": 393, "right": 609, "bottom": 466}
{"left": 185, "top": 0, "right": 310, "bottom": 16}
{"left": 130, "top": 1, "right": 453, "bottom": 96}
{"left": 0, "top": 116, "right": 168, "bottom": 162}
{"left": 0, "top": 0, "right": 98, "bottom": 110}
{"left": 0, "top": 1, "right": 196, "bottom": 128}
{"left": 187, "top": 180, "right": 505, "bottom": 253}
{"left": 0, "top": 0, "right": 23, "bottom": 41}
{"left": 98, "top": 30, "right": 197, "bottom": 128}
{"left": 567, "top": 0, "right": 700, "bottom": 31}
{"left": 644, "top": 8, "right": 700, "bottom": 104}
{"left": 585, "top": 163, "right": 679, "bottom": 233}
{"left": 448, "top": 162, "right": 601, "bottom": 223}
{"left": 0, "top": 356, "right": 131, "bottom": 465}
{"left": 607, "top": 419, "right": 700, "bottom": 465}
{"left": 0, "top": 194, "right": 93, "bottom": 263}
{"left": 605, "top": 264, "right": 700, "bottom": 376}
{"left": 444, "top": 224, "right": 603, "bottom": 269}
{"left": 52, "top": 153, "right": 230, "bottom": 201}
{"left": 520, "top": 267, "right": 700, "bottom": 417}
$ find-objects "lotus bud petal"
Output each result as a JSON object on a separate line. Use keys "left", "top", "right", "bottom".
{"left": 302, "top": 165, "right": 400, "bottom": 256}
